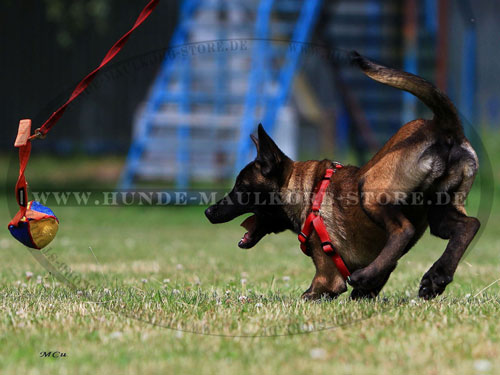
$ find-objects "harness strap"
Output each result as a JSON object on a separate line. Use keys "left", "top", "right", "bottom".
{"left": 297, "top": 163, "right": 351, "bottom": 281}
{"left": 312, "top": 168, "right": 334, "bottom": 212}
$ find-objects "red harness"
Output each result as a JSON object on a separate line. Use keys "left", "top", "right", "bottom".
{"left": 297, "top": 163, "right": 351, "bottom": 281}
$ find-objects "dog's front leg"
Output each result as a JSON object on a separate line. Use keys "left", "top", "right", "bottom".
{"left": 302, "top": 235, "right": 347, "bottom": 300}
{"left": 350, "top": 270, "right": 392, "bottom": 300}
{"left": 348, "top": 207, "right": 415, "bottom": 292}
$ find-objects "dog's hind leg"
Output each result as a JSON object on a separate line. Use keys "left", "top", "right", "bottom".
{"left": 419, "top": 204, "right": 480, "bottom": 299}
{"left": 419, "top": 143, "right": 480, "bottom": 299}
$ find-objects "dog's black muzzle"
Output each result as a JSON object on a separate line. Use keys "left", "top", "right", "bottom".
{"left": 205, "top": 192, "right": 250, "bottom": 224}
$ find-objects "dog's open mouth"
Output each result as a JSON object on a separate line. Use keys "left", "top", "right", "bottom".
{"left": 239, "top": 214, "right": 265, "bottom": 249}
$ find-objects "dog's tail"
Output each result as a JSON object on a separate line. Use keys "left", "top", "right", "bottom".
{"left": 350, "top": 51, "right": 463, "bottom": 137}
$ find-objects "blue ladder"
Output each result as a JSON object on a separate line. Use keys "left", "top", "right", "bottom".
{"left": 120, "top": 0, "right": 199, "bottom": 189}
{"left": 235, "top": 0, "right": 323, "bottom": 171}
{"left": 119, "top": 0, "right": 323, "bottom": 189}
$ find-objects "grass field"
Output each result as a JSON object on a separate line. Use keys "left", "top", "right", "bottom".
{"left": 0, "top": 132, "right": 499, "bottom": 375}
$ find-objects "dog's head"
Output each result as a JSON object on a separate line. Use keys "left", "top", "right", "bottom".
{"left": 205, "top": 124, "right": 293, "bottom": 248}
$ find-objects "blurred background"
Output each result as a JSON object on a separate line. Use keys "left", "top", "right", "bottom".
{"left": 0, "top": 0, "right": 498, "bottom": 190}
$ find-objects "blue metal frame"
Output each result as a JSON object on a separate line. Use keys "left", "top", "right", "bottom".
{"left": 122, "top": 0, "right": 323, "bottom": 187}
{"left": 261, "top": 0, "right": 323, "bottom": 136}
{"left": 455, "top": 0, "right": 477, "bottom": 136}
{"left": 235, "top": 0, "right": 274, "bottom": 171}
{"left": 460, "top": 26, "right": 477, "bottom": 131}
{"left": 401, "top": 1, "right": 418, "bottom": 125}
{"left": 119, "top": 0, "right": 199, "bottom": 189}
{"left": 235, "top": 0, "right": 323, "bottom": 172}
{"left": 424, "top": 0, "right": 437, "bottom": 32}
{"left": 176, "top": 44, "right": 192, "bottom": 189}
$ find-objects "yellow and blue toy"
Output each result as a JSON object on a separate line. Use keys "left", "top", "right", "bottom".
{"left": 8, "top": 201, "right": 59, "bottom": 249}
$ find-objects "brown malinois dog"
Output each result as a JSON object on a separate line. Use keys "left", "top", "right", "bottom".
{"left": 205, "top": 51, "right": 480, "bottom": 300}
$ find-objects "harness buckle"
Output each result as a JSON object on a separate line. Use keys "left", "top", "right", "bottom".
{"left": 27, "top": 128, "right": 47, "bottom": 142}
{"left": 298, "top": 232, "right": 310, "bottom": 255}
{"left": 298, "top": 232, "right": 307, "bottom": 243}
{"left": 321, "top": 241, "right": 335, "bottom": 255}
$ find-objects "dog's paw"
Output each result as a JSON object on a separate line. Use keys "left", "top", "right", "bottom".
{"left": 347, "top": 268, "right": 380, "bottom": 291}
{"left": 350, "top": 288, "right": 378, "bottom": 300}
{"left": 418, "top": 268, "right": 453, "bottom": 300}
{"left": 301, "top": 290, "right": 339, "bottom": 301}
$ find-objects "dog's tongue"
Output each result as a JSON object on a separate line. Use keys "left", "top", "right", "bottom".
{"left": 239, "top": 215, "right": 257, "bottom": 247}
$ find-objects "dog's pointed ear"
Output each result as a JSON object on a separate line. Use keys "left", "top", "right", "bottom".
{"left": 255, "top": 123, "right": 288, "bottom": 175}
{"left": 250, "top": 133, "right": 259, "bottom": 153}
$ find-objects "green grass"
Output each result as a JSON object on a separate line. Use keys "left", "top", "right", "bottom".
{"left": 0, "top": 129, "right": 499, "bottom": 375}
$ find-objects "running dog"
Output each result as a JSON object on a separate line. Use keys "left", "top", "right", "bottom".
{"left": 205, "top": 51, "right": 480, "bottom": 300}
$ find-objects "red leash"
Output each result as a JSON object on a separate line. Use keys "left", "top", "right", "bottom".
{"left": 31, "top": 0, "right": 160, "bottom": 140}
{"left": 298, "top": 163, "right": 351, "bottom": 281}
{"left": 9, "top": 120, "right": 33, "bottom": 226}
{"left": 9, "top": 0, "right": 160, "bottom": 227}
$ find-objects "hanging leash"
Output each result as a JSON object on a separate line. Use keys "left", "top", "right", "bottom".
{"left": 30, "top": 0, "right": 160, "bottom": 140}
{"left": 8, "top": 0, "right": 160, "bottom": 249}
{"left": 297, "top": 163, "right": 351, "bottom": 281}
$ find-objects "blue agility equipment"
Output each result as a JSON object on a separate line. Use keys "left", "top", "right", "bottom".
{"left": 120, "top": 0, "right": 323, "bottom": 189}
